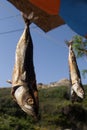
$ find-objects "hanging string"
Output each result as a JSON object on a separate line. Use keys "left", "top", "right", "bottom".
{"left": 0, "top": 1, "right": 75, "bottom": 48}
{"left": 0, "top": 1, "right": 73, "bottom": 48}
{"left": 0, "top": 28, "right": 23, "bottom": 35}
{"left": 0, "top": 1, "right": 22, "bottom": 24}
{"left": 0, "top": 24, "right": 64, "bottom": 48}
{"left": 0, "top": 14, "right": 20, "bottom": 20}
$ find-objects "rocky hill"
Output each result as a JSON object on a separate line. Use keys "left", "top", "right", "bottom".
{"left": 38, "top": 78, "right": 70, "bottom": 89}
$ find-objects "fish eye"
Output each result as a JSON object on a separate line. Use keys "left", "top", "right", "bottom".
{"left": 27, "top": 98, "right": 34, "bottom": 105}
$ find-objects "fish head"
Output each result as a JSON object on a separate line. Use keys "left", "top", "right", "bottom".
{"left": 77, "top": 84, "right": 85, "bottom": 99}
{"left": 14, "top": 86, "right": 39, "bottom": 120}
{"left": 71, "top": 88, "right": 84, "bottom": 103}
{"left": 72, "top": 82, "right": 85, "bottom": 99}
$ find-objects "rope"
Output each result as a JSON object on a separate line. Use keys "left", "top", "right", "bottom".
{"left": 0, "top": 28, "right": 23, "bottom": 35}
{"left": 0, "top": 14, "right": 20, "bottom": 21}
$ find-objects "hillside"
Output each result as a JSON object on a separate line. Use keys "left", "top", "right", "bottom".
{"left": 0, "top": 84, "right": 87, "bottom": 130}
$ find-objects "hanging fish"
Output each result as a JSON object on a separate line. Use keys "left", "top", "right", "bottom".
{"left": 68, "top": 41, "right": 85, "bottom": 102}
{"left": 11, "top": 16, "right": 39, "bottom": 119}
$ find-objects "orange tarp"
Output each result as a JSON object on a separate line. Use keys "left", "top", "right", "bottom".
{"left": 8, "top": 0, "right": 65, "bottom": 32}
{"left": 30, "top": 0, "right": 60, "bottom": 15}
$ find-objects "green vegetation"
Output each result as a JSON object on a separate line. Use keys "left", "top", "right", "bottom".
{"left": 0, "top": 85, "right": 87, "bottom": 130}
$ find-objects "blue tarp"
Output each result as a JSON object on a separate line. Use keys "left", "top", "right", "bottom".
{"left": 59, "top": 0, "right": 87, "bottom": 37}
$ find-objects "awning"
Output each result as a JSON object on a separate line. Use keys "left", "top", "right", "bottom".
{"left": 8, "top": 0, "right": 65, "bottom": 32}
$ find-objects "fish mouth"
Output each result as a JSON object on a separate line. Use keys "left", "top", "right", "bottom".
{"left": 21, "top": 104, "right": 38, "bottom": 119}
{"left": 14, "top": 86, "right": 39, "bottom": 119}
{"left": 71, "top": 89, "right": 83, "bottom": 103}
{"left": 72, "top": 82, "right": 84, "bottom": 99}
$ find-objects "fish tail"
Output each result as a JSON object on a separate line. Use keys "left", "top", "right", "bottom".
{"left": 65, "top": 40, "right": 73, "bottom": 47}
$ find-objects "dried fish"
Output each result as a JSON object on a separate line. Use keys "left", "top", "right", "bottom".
{"left": 11, "top": 17, "right": 39, "bottom": 119}
{"left": 68, "top": 42, "right": 85, "bottom": 101}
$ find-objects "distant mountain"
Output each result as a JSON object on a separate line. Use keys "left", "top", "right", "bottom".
{"left": 38, "top": 78, "right": 70, "bottom": 89}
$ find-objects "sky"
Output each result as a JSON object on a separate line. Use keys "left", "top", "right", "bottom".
{"left": 0, "top": 0, "right": 87, "bottom": 87}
